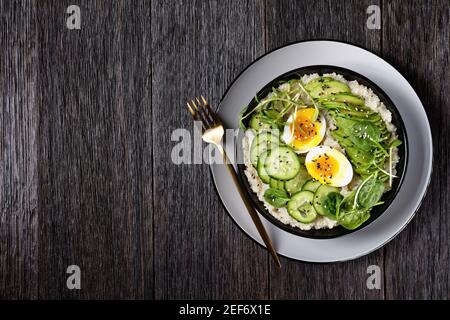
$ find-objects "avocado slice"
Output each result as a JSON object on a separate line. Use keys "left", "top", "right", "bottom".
{"left": 319, "top": 93, "right": 365, "bottom": 106}
{"left": 303, "top": 77, "right": 335, "bottom": 91}
{"left": 308, "top": 80, "right": 351, "bottom": 98}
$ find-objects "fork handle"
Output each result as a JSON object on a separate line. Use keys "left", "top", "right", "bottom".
{"left": 216, "top": 144, "right": 281, "bottom": 268}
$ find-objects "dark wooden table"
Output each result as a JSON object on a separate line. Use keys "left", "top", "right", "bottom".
{"left": 0, "top": 0, "right": 448, "bottom": 299}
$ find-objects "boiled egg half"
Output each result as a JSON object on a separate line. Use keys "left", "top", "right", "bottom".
{"left": 282, "top": 107, "right": 326, "bottom": 153}
{"left": 305, "top": 146, "right": 353, "bottom": 187}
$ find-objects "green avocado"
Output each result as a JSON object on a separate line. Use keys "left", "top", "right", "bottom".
{"left": 308, "top": 80, "right": 351, "bottom": 99}
{"left": 319, "top": 93, "right": 365, "bottom": 106}
{"left": 303, "top": 77, "right": 335, "bottom": 91}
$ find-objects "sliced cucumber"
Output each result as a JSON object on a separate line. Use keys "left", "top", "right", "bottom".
{"left": 257, "top": 151, "right": 271, "bottom": 184}
{"left": 254, "top": 131, "right": 280, "bottom": 145}
{"left": 269, "top": 178, "right": 285, "bottom": 190}
{"left": 287, "top": 191, "right": 317, "bottom": 223}
{"left": 313, "top": 185, "right": 341, "bottom": 218}
{"left": 264, "top": 146, "right": 301, "bottom": 180}
{"left": 319, "top": 93, "right": 364, "bottom": 106}
{"left": 250, "top": 134, "right": 279, "bottom": 166}
{"left": 302, "top": 180, "right": 322, "bottom": 193}
{"left": 250, "top": 141, "right": 267, "bottom": 166}
{"left": 308, "top": 80, "right": 351, "bottom": 99}
{"left": 285, "top": 165, "right": 310, "bottom": 194}
{"left": 249, "top": 114, "right": 278, "bottom": 131}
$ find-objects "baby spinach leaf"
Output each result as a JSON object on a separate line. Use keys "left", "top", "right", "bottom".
{"left": 322, "top": 192, "right": 343, "bottom": 218}
{"left": 335, "top": 174, "right": 384, "bottom": 230}
{"left": 349, "top": 121, "right": 381, "bottom": 151}
{"left": 264, "top": 188, "right": 290, "bottom": 208}
{"left": 336, "top": 191, "right": 371, "bottom": 230}
{"left": 352, "top": 121, "right": 381, "bottom": 142}
{"left": 357, "top": 178, "right": 385, "bottom": 208}
{"left": 337, "top": 208, "right": 371, "bottom": 230}
{"left": 334, "top": 116, "right": 358, "bottom": 136}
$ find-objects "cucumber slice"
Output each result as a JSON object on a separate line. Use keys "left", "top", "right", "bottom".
{"left": 319, "top": 93, "right": 364, "bottom": 106}
{"left": 302, "top": 180, "right": 322, "bottom": 193}
{"left": 264, "top": 146, "right": 301, "bottom": 180}
{"left": 257, "top": 151, "right": 271, "bottom": 184}
{"left": 308, "top": 80, "right": 350, "bottom": 99}
{"left": 313, "top": 185, "right": 341, "bottom": 218}
{"left": 249, "top": 114, "right": 278, "bottom": 131}
{"left": 285, "top": 165, "right": 310, "bottom": 194}
{"left": 269, "top": 178, "right": 285, "bottom": 190}
{"left": 254, "top": 131, "right": 280, "bottom": 145}
{"left": 250, "top": 142, "right": 267, "bottom": 167}
{"left": 250, "top": 134, "right": 279, "bottom": 166}
{"left": 287, "top": 191, "right": 317, "bottom": 223}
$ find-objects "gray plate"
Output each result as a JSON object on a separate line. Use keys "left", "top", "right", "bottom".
{"left": 210, "top": 40, "right": 433, "bottom": 262}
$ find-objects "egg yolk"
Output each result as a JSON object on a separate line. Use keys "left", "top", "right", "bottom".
{"left": 307, "top": 154, "right": 340, "bottom": 184}
{"left": 289, "top": 108, "right": 319, "bottom": 143}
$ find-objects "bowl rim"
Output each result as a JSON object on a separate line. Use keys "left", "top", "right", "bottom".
{"left": 236, "top": 64, "right": 409, "bottom": 239}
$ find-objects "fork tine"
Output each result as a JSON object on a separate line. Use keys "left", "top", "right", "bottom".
{"left": 197, "top": 96, "right": 215, "bottom": 125}
{"left": 186, "top": 102, "right": 195, "bottom": 117}
{"left": 186, "top": 102, "right": 206, "bottom": 130}
{"left": 191, "top": 99, "right": 211, "bottom": 128}
{"left": 199, "top": 95, "right": 218, "bottom": 124}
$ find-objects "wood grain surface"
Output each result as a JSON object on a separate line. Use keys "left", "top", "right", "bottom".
{"left": 0, "top": 0, "right": 38, "bottom": 299}
{"left": 382, "top": 1, "right": 450, "bottom": 299}
{"left": 0, "top": 0, "right": 448, "bottom": 299}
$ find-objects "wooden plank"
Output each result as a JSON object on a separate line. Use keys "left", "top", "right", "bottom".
{"left": 0, "top": 0, "right": 38, "bottom": 299}
{"left": 151, "top": 0, "right": 268, "bottom": 299}
{"left": 37, "top": 0, "right": 153, "bottom": 298}
{"left": 266, "top": 0, "right": 384, "bottom": 299}
{"left": 383, "top": 0, "right": 450, "bottom": 299}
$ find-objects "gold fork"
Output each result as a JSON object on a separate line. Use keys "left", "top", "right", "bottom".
{"left": 186, "top": 96, "right": 281, "bottom": 268}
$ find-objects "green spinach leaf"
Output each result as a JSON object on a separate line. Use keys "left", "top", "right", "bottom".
{"left": 349, "top": 121, "right": 381, "bottom": 151}
{"left": 336, "top": 191, "right": 371, "bottom": 230}
{"left": 353, "top": 121, "right": 381, "bottom": 141}
{"left": 264, "top": 188, "right": 290, "bottom": 208}
{"left": 322, "top": 192, "right": 343, "bottom": 218}
{"left": 357, "top": 177, "right": 385, "bottom": 208}
{"left": 337, "top": 207, "right": 371, "bottom": 230}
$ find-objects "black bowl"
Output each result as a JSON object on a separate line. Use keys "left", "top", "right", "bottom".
{"left": 237, "top": 65, "right": 408, "bottom": 239}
